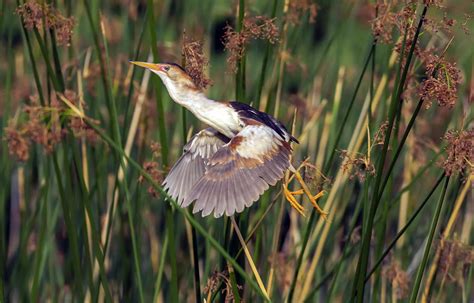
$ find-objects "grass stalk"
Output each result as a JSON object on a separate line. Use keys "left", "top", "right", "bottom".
{"left": 146, "top": 0, "right": 169, "bottom": 165}
{"left": 152, "top": 233, "right": 168, "bottom": 303}
{"left": 353, "top": 6, "right": 428, "bottom": 302}
{"left": 80, "top": 119, "right": 270, "bottom": 301}
{"left": 421, "top": 173, "right": 473, "bottom": 302}
{"left": 324, "top": 40, "right": 375, "bottom": 173}
{"left": 409, "top": 176, "right": 450, "bottom": 303}
{"left": 254, "top": 0, "right": 278, "bottom": 109}
{"left": 189, "top": 216, "right": 202, "bottom": 303}
{"left": 3, "top": 2, "right": 468, "bottom": 301}
{"left": 235, "top": 0, "right": 246, "bottom": 102}
{"left": 51, "top": 152, "right": 83, "bottom": 299}
{"left": 83, "top": 1, "right": 144, "bottom": 301}
{"left": 364, "top": 173, "right": 445, "bottom": 283}
{"left": 18, "top": 18, "right": 45, "bottom": 106}
{"left": 181, "top": 55, "right": 202, "bottom": 303}
{"left": 231, "top": 217, "right": 270, "bottom": 301}
{"left": 287, "top": 39, "right": 376, "bottom": 302}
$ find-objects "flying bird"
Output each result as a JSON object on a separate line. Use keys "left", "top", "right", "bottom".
{"left": 130, "top": 61, "right": 326, "bottom": 218}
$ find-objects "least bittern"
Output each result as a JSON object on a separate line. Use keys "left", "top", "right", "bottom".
{"left": 131, "top": 61, "right": 326, "bottom": 218}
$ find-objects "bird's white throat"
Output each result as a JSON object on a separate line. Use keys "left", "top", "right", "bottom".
{"left": 156, "top": 72, "right": 241, "bottom": 138}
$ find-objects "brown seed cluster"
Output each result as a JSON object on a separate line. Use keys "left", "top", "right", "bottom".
{"left": 69, "top": 118, "right": 99, "bottom": 143}
{"left": 3, "top": 91, "right": 99, "bottom": 162}
{"left": 370, "top": 3, "right": 416, "bottom": 44}
{"left": 139, "top": 141, "right": 164, "bottom": 198}
{"left": 438, "top": 239, "right": 474, "bottom": 284}
{"left": 418, "top": 53, "right": 462, "bottom": 109}
{"left": 382, "top": 260, "right": 410, "bottom": 299}
{"left": 23, "top": 104, "right": 63, "bottom": 154}
{"left": 4, "top": 126, "right": 30, "bottom": 162}
{"left": 302, "top": 160, "right": 330, "bottom": 191}
{"left": 139, "top": 161, "right": 163, "bottom": 198}
{"left": 369, "top": 1, "right": 464, "bottom": 111}
{"left": 203, "top": 270, "right": 242, "bottom": 302}
{"left": 373, "top": 121, "right": 389, "bottom": 146}
{"left": 63, "top": 90, "right": 99, "bottom": 143}
{"left": 340, "top": 150, "right": 375, "bottom": 182}
{"left": 223, "top": 15, "right": 279, "bottom": 73}
{"left": 441, "top": 128, "right": 473, "bottom": 176}
{"left": 17, "top": 1, "right": 75, "bottom": 46}
{"left": 268, "top": 252, "right": 293, "bottom": 290}
{"left": 182, "top": 35, "right": 212, "bottom": 90}
{"left": 286, "top": 0, "right": 318, "bottom": 25}
{"left": 4, "top": 102, "right": 63, "bottom": 161}
{"left": 424, "top": 13, "right": 456, "bottom": 34}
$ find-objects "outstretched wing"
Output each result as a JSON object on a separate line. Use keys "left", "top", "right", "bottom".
{"left": 162, "top": 128, "right": 229, "bottom": 205}
{"left": 184, "top": 124, "right": 292, "bottom": 218}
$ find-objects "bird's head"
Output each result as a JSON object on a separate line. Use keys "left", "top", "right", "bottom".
{"left": 130, "top": 61, "right": 202, "bottom": 104}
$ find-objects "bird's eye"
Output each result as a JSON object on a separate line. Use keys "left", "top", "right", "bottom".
{"left": 163, "top": 65, "right": 170, "bottom": 72}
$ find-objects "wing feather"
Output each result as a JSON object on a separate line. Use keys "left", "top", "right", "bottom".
{"left": 215, "top": 181, "right": 227, "bottom": 217}
{"left": 163, "top": 128, "right": 228, "bottom": 206}
{"left": 185, "top": 124, "right": 292, "bottom": 217}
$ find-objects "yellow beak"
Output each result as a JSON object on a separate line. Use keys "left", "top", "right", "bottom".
{"left": 129, "top": 61, "right": 164, "bottom": 72}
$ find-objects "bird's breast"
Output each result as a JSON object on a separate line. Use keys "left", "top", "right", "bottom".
{"left": 189, "top": 102, "right": 241, "bottom": 138}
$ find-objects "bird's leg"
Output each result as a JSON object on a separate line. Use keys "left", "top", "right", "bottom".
{"left": 287, "top": 161, "right": 328, "bottom": 220}
{"left": 283, "top": 186, "right": 305, "bottom": 216}
{"left": 283, "top": 163, "right": 306, "bottom": 216}
{"left": 293, "top": 169, "right": 328, "bottom": 219}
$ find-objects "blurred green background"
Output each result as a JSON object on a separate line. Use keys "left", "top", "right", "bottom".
{"left": 0, "top": 0, "right": 472, "bottom": 302}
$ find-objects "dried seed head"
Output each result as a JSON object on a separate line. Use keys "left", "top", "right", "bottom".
{"left": 203, "top": 270, "right": 242, "bottom": 302}
{"left": 373, "top": 121, "right": 389, "bottom": 146}
{"left": 17, "top": 1, "right": 75, "bottom": 46}
{"left": 223, "top": 15, "right": 279, "bottom": 73}
{"left": 383, "top": 260, "right": 410, "bottom": 299}
{"left": 340, "top": 150, "right": 375, "bottom": 182}
{"left": 139, "top": 161, "right": 164, "bottom": 198}
{"left": 418, "top": 54, "right": 462, "bottom": 109}
{"left": 69, "top": 118, "right": 99, "bottom": 143}
{"left": 441, "top": 128, "right": 474, "bottom": 176}
{"left": 286, "top": 0, "right": 318, "bottom": 25}
{"left": 438, "top": 239, "right": 474, "bottom": 284}
{"left": 302, "top": 161, "right": 330, "bottom": 191}
{"left": 203, "top": 270, "right": 222, "bottom": 296}
{"left": 4, "top": 126, "right": 30, "bottom": 162}
{"left": 268, "top": 252, "right": 294, "bottom": 291}
{"left": 182, "top": 34, "right": 212, "bottom": 90}
{"left": 150, "top": 141, "right": 161, "bottom": 159}
{"left": 370, "top": 3, "right": 416, "bottom": 44}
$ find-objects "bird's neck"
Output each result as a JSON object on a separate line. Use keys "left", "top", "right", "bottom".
{"left": 168, "top": 87, "right": 216, "bottom": 110}
{"left": 166, "top": 84, "right": 240, "bottom": 137}
{"left": 160, "top": 77, "right": 210, "bottom": 107}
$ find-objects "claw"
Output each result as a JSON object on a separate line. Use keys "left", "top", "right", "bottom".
{"left": 289, "top": 189, "right": 304, "bottom": 195}
{"left": 284, "top": 161, "right": 329, "bottom": 220}
{"left": 283, "top": 185, "right": 305, "bottom": 216}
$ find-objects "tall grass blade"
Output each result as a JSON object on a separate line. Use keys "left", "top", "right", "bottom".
{"left": 409, "top": 176, "right": 450, "bottom": 303}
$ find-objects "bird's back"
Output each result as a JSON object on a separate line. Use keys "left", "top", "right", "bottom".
{"left": 229, "top": 101, "right": 299, "bottom": 143}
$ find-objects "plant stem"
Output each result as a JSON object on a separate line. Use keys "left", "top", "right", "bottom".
{"left": 365, "top": 173, "right": 445, "bottom": 283}
{"left": 409, "top": 176, "right": 450, "bottom": 303}
{"left": 287, "top": 37, "right": 376, "bottom": 303}
{"left": 352, "top": 7, "right": 428, "bottom": 302}
{"left": 84, "top": 121, "right": 270, "bottom": 301}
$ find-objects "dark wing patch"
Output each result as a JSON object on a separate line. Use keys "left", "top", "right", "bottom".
{"left": 162, "top": 128, "right": 229, "bottom": 205}
{"left": 229, "top": 101, "right": 299, "bottom": 143}
{"left": 184, "top": 124, "right": 292, "bottom": 218}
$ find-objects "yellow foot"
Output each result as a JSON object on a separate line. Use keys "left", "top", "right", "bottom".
{"left": 283, "top": 186, "right": 305, "bottom": 216}
{"left": 284, "top": 161, "right": 329, "bottom": 220}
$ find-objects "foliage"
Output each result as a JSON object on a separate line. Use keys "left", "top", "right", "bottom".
{"left": 0, "top": 0, "right": 472, "bottom": 302}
